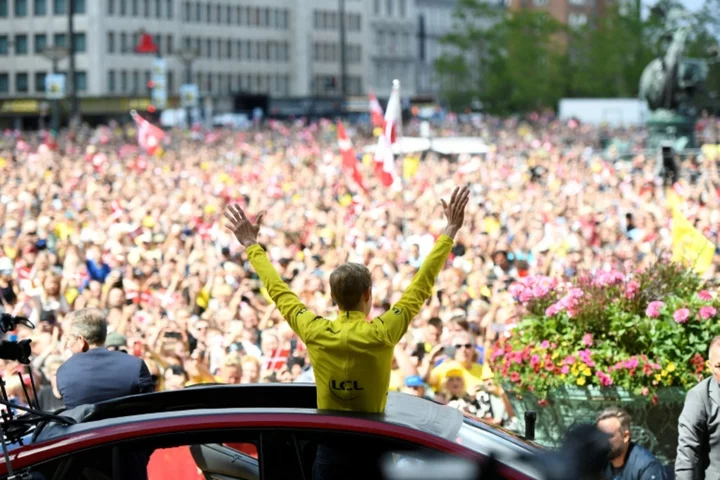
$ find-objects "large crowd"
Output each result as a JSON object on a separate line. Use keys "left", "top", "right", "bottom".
{"left": 0, "top": 114, "right": 719, "bottom": 428}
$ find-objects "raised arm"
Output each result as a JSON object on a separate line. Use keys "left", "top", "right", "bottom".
{"left": 380, "top": 186, "right": 470, "bottom": 345}
{"left": 224, "top": 205, "right": 319, "bottom": 341}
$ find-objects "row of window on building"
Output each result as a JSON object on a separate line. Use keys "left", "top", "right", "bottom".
{"left": 372, "top": 0, "right": 408, "bottom": 17}
{"left": 180, "top": 2, "right": 289, "bottom": 28}
{"left": 310, "top": 75, "right": 363, "bottom": 96}
{"left": 312, "top": 10, "right": 362, "bottom": 31}
{"left": 0, "top": 0, "right": 84, "bottom": 16}
{"left": 312, "top": 43, "right": 362, "bottom": 64}
{"left": 0, "top": 71, "right": 86, "bottom": 94}
{"left": 106, "top": 0, "right": 173, "bottom": 18}
{"left": 108, "top": 69, "right": 291, "bottom": 96}
{"left": 0, "top": 32, "right": 85, "bottom": 54}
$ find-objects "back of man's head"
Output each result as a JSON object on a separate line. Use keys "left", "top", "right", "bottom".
{"left": 329, "top": 263, "right": 372, "bottom": 311}
{"left": 70, "top": 308, "right": 108, "bottom": 348}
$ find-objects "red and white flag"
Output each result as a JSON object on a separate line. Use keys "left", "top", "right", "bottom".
{"left": 130, "top": 110, "right": 165, "bottom": 155}
{"left": 369, "top": 92, "right": 385, "bottom": 128}
{"left": 337, "top": 121, "right": 367, "bottom": 193}
{"left": 374, "top": 80, "right": 402, "bottom": 188}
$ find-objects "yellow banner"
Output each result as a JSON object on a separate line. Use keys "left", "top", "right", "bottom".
{"left": 672, "top": 208, "right": 715, "bottom": 274}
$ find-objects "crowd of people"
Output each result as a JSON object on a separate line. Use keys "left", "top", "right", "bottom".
{"left": 0, "top": 114, "right": 719, "bottom": 428}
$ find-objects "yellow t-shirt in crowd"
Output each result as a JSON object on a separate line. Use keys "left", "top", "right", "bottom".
{"left": 247, "top": 235, "right": 453, "bottom": 413}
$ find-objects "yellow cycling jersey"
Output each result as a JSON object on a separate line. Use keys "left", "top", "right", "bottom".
{"left": 246, "top": 235, "right": 453, "bottom": 413}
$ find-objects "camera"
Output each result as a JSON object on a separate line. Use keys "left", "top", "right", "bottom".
{"left": 0, "top": 313, "right": 34, "bottom": 364}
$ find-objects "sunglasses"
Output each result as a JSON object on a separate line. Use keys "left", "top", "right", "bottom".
{"left": 455, "top": 343, "right": 473, "bottom": 349}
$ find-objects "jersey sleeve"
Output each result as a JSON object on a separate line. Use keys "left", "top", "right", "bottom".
{"left": 246, "top": 244, "right": 321, "bottom": 341}
{"left": 377, "top": 235, "right": 453, "bottom": 345}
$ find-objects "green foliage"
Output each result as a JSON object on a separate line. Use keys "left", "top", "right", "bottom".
{"left": 493, "top": 262, "right": 719, "bottom": 403}
{"left": 435, "top": 0, "right": 720, "bottom": 112}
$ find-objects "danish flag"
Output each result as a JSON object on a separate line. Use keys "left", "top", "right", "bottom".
{"left": 130, "top": 110, "right": 165, "bottom": 155}
{"left": 373, "top": 80, "right": 402, "bottom": 188}
{"left": 369, "top": 92, "right": 385, "bottom": 128}
{"left": 337, "top": 121, "right": 367, "bottom": 193}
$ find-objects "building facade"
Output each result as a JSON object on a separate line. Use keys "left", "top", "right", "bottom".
{"left": 415, "top": 0, "right": 457, "bottom": 98}
{"left": 506, "top": 0, "right": 606, "bottom": 28}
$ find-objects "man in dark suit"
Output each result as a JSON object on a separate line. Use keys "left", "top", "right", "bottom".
{"left": 676, "top": 336, "right": 720, "bottom": 480}
{"left": 57, "top": 307, "right": 154, "bottom": 408}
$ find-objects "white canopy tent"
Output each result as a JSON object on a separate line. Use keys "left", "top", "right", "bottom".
{"left": 362, "top": 137, "right": 489, "bottom": 155}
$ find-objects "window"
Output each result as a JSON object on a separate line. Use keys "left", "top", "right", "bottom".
{"left": 0, "top": 36, "right": 7, "bottom": 55}
{"left": 120, "top": 70, "right": 126, "bottom": 91}
{"left": 15, "top": 35, "right": 28, "bottom": 54}
{"left": 215, "top": 4, "right": 220, "bottom": 22}
{"left": 34, "top": 33, "right": 47, "bottom": 53}
{"left": 167, "top": 70, "right": 173, "bottom": 94}
{"left": 107, "top": 0, "right": 112, "bottom": 14}
{"left": 0, "top": 73, "right": 8, "bottom": 93}
{"left": 74, "top": 71, "right": 86, "bottom": 91}
{"left": 72, "top": 33, "right": 86, "bottom": 53}
{"left": 225, "top": 5, "right": 230, "bottom": 24}
{"left": 183, "top": 1, "right": 188, "bottom": 20}
{"left": 155, "top": 0, "right": 160, "bottom": 17}
{"left": 206, "top": 38, "right": 211, "bottom": 57}
{"left": 194, "top": 2, "right": 199, "bottom": 21}
{"left": 131, "top": 0, "right": 138, "bottom": 15}
{"left": 374, "top": 0, "right": 380, "bottom": 14}
{"left": 533, "top": 0, "right": 548, "bottom": 5}
{"left": 119, "top": 0, "right": 125, "bottom": 14}
{"left": 236, "top": 5, "right": 242, "bottom": 23}
{"left": 34, "top": 0, "right": 46, "bottom": 14}
{"left": 281, "top": 9, "right": 288, "bottom": 28}
{"left": 71, "top": 0, "right": 83, "bottom": 13}
{"left": 132, "top": 70, "right": 139, "bottom": 91}
{"left": 568, "top": 12, "right": 587, "bottom": 26}
{"left": 34, "top": 71, "right": 46, "bottom": 92}
{"left": 399, "top": 0, "right": 406, "bottom": 17}
{"left": 569, "top": 0, "right": 585, "bottom": 4}
{"left": 226, "top": 39, "right": 232, "bottom": 58}
{"left": 155, "top": 34, "right": 162, "bottom": 53}
{"left": 15, "top": 72, "right": 28, "bottom": 92}
{"left": 120, "top": 32, "right": 127, "bottom": 52}
{"left": 14, "top": 0, "right": 27, "bottom": 16}
{"left": 0, "top": 0, "right": 7, "bottom": 16}
{"left": 107, "top": 69, "right": 115, "bottom": 92}
{"left": 166, "top": 0, "right": 171, "bottom": 17}
{"left": 386, "top": 0, "right": 392, "bottom": 15}
{"left": 107, "top": 32, "right": 114, "bottom": 53}
{"left": 53, "top": 0, "right": 64, "bottom": 14}
{"left": 205, "top": 3, "right": 209, "bottom": 22}
{"left": 143, "top": 0, "right": 149, "bottom": 16}
{"left": 166, "top": 34, "right": 172, "bottom": 54}
{"left": 236, "top": 40, "right": 242, "bottom": 59}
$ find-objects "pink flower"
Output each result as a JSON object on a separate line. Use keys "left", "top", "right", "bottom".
{"left": 625, "top": 280, "right": 639, "bottom": 299}
{"left": 563, "top": 355, "right": 576, "bottom": 365}
{"left": 540, "top": 340, "right": 550, "bottom": 349}
{"left": 545, "top": 304, "right": 562, "bottom": 317}
{"left": 578, "top": 349, "right": 596, "bottom": 367}
{"left": 673, "top": 308, "right": 691, "bottom": 324}
{"left": 698, "top": 290, "right": 713, "bottom": 301}
{"left": 532, "top": 284, "right": 550, "bottom": 298}
{"left": 519, "top": 288, "right": 534, "bottom": 303}
{"left": 530, "top": 355, "right": 541, "bottom": 367}
{"left": 568, "top": 288, "right": 584, "bottom": 300}
{"left": 508, "top": 283, "right": 525, "bottom": 298}
{"left": 582, "top": 333, "right": 593, "bottom": 347}
{"left": 622, "top": 357, "right": 639, "bottom": 369}
{"left": 510, "top": 372, "right": 521, "bottom": 383}
{"left": 596, "top": 371, "right": 613, "bottom": 387}
{"left": 646, "top": 301, "right": 664, "bottom": 318}
{"left": 641, "top": 387, "right": 649, "bottom": 396}
{"left": 700, "top": 306, "right": 717, "bottom": 320}
{"left": 561, "top": 365, "right": 569, "bottom": 374}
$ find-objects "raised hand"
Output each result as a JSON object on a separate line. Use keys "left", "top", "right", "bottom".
{"left": 224, "top": 204, "right": 264, "bottom": 247}
{"left": 440, "top": 186, "right": 470, "bottom": 239}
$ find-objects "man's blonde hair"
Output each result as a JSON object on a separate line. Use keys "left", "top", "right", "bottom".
{"left": 69, "top": 308, "right": 107, "bottom": 346}
{"left": 329, "top": 263, "right": 372, "bottom": 311}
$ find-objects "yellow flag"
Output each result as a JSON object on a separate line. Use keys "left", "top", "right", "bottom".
{"left": 671, "top": 209, "right": 715, "bottom": 274}
{"left": 403, "top": 155, "right": 419, "bottom": 180}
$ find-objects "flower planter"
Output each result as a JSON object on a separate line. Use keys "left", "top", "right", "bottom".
{"left": 507, "top": 385, "right": 686, "bottom": 465}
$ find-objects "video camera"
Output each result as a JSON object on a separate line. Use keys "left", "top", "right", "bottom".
{"left": 0, "top": 313, "right": 34, "bottom": 364}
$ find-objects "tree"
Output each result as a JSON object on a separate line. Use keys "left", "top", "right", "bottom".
{"left": 435, "top": 1, "right": 566, "bottom": 113}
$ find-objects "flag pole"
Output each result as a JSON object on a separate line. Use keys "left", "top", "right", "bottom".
{"left": 394, "top": 79, "right": 408, "bottom": 237}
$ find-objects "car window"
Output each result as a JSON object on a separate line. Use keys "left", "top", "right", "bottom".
{"left": 14, "top": 432, "right": 267, "bottom": 480}
{"left": 289, "top": 428, "right": 460, "bottom": 479}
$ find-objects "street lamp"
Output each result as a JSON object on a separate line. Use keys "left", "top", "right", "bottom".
{"left": 41, "top": 45, "right": 69, "bottom": 132}
{"left": 177, "top": 48, "right": 199, "bottom": 128}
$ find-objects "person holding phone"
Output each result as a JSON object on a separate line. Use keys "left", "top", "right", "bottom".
{"left": 225, "top": 186, "right": 470, "bottom": 480}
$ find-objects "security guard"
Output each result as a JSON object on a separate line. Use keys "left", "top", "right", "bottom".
{"left": 224, "top": 186, "right": 470, "bottom": 479}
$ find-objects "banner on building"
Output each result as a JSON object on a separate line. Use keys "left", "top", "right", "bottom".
{"left": 45, "top": 74, "right": 66, "bottom": 99}
{"left": 151, "top": 58, "right": 168, "bottom": 109}
{"left": 180, "top": 84, "right": 199, "bottom": 108}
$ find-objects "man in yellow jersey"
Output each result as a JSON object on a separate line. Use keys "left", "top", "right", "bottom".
{"left": 224, "top": 186, "right": 469, "bottom": 480}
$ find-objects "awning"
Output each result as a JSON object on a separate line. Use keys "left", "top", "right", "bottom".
{"left": 363, "top": 136, "right": 489, "bottom": 155}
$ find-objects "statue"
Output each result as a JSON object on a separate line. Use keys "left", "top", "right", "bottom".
{"left": 639, "top": 6, "right": 718, "bottom": 150}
